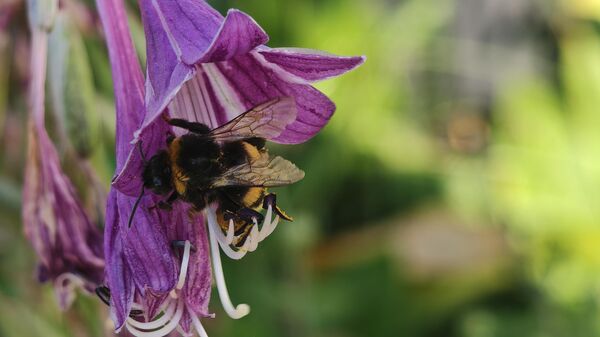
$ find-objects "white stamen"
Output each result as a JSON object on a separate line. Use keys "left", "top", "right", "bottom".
{"left": 226, "top": 219, "right": 235, "bottom": 245}
{"left": 55, "top": 273, "right": 85, "bottom": 289}
{"left": 259, "top": 205, "right": 280, "bottom": 243}
{"left": 207, "top": 213, "right": 251, "bottom": 319}
{"left": 206, "top": 207, "right": 247, "bottom": 259}
{"left": 127, "top": 300, "right": 177, "bottom": 330}
{"left": 176, "top": 241, "right": 192, "bottom": 290}
{"left": 125, "top": 298, "right": 184, "bottom": 337}
{"left": 258, "top": 205, "right": 273, "bottom": 241}
{"left": 189, "top": 305, "right": 210, "bottom": 337}
{"left": 248, "top": 225, "right": 260, "bottom": 252}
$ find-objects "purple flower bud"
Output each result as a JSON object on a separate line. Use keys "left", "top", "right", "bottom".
{"left": 23, "top": 19, "right": 103, "bottom": 310}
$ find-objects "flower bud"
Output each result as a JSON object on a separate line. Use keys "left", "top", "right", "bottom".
{"left": 26, "top": 0, "right": 58, "bottom": 32}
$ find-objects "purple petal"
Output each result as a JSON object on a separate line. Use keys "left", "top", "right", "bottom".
{"left": 179, "top": 310, "right": 194, "bottom": 336}
{"left": 23, "top": 125, "right": 104, "bottom": 291}
{"left": 167, "top": 65, "right": 231, "bottom": 128}
{"left": 163, "top": 53, "right": 336, "bottom": 144}
{"left": 97, "top": 0, "right": 145, "bottom": 171}
{"left": 138, "top": 290, "right": 169, "bottom": 321}
{"left": 139, "top": 3, "right": 268, "bottom": 132}
{"left": 211, "top": 53, "right": 336, "bottom": 143}
{"left": 118, "top": 192, "right": 177, "bottom": 294}
{"left": 144, "top": 0, "right": 223, "bottom": 64}
{"left": 139, "top": 0, "right": 196, "bottom": 133}
{"left": 258, "top": 48, "right": 365, "bottom": 83}
{"left": 198, "top": 9, "right": 269, "bottom": 63}
{"left": 164, "top": 202, "right": 212, "bottom": 317}
{"left": 131, "top": 0, "right": 366, "bottom": 181}
{"left": 104, "top": 190, "right": 134, "bottom": 330}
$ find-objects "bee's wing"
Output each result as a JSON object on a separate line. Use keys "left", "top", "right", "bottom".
{"left": 209, "top": 97, "right": 297, "bottom": 142}
{"left": 211, "top": 154, "right": 305, "bottom": 188}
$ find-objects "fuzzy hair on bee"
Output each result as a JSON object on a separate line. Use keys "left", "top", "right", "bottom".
{"left": 129, "top": 97, "right": 304, "bottom": 247}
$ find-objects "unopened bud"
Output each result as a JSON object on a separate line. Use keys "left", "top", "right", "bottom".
{"left": 26, "top": 0, "right": 58, "bottom": 32}
{"left": 48, "top": 12, "right": 99, "bottom": 158}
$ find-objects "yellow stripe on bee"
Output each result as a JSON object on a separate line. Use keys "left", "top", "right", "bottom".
{"left": 243, "top": 187, "right": 265, "bottom": 209}
{"left": 168, "top": 138, "right": 188, "bottom": 195}
{"left": 241, "top": 141, "right": 261, "bottom": 162}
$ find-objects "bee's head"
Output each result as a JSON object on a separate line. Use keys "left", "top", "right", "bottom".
{"left": 142, "top": 151, "right": 172, "bottom": 195}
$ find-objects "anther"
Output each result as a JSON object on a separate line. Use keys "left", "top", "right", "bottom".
{"left": 171, "top": 240, "right": 197, "bottom": 252}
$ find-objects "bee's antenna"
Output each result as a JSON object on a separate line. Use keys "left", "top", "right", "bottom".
{"left": 127, "top": 186, "right": 145, "bottom": 228}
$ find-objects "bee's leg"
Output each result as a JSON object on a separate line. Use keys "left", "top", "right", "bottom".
{"left": 263, "top": 193, "right": 293, "bottom": 221}
{"left": 234, "top": 224, "right": 253, "bottom": 248}
{"left": 167, "top": 118, "right": 211, "bottom": 134}
{"left": 236, "top": 207, "right": 265, "bottom": 225}
{"left": 221, "top": 208, "right": 256, "bottom": 236}
{"left": 244, "top": 137, "right": 266, "bottom": 150}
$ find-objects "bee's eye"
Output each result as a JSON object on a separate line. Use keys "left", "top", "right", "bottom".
{"left": 153, "top": 177, "right": 163, "bottom": 187}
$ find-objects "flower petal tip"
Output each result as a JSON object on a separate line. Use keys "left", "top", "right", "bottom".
{"left": 198, "top": 8, "right": 269, "bottom": 64}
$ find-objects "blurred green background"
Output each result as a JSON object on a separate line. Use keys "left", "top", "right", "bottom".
{"left": 3, "top": 0, "right": 600, "bottom": 336}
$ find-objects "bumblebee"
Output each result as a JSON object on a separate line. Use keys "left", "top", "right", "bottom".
{"left": 133, "top": 97, "right": 304, "bottom": 247}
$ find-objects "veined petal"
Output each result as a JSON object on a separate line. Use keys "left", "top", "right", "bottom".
{"left": 118, "top": 192, "right": 178, "bottom": 294}
{"left": 143, "top": 0, "right": 223, "bottom": 64}
{"left": 198, "top": 9, "right": 269, "bottom": 63}
{"left": 210, "top": 53, "right": 337, "bottom": 144}
{"left": 23, "top": 124, "right": 105, "bottom": 303}
{"left": 97, "top": 0, "right": 145, "bottom": 171}
{"left": 165, "top": 53, "right": 336, "bottom": 144}
{"left": 138, "top": 289, "right": 169, "bottom": 321}
{"left": 140, "top": 3, "right": 268, "bottom": 132}
{"left": 164, "top": 202, "right": 211, "bottom": 317}
{"left": 98, "top": 0, "right": 178, "bottom": 327}
{"left": 258, "top": 48, "right": 366, "bottom": 83}
{"left": 23, "top": 9, "right": 103, "bottom": 313}
{"left": 139, "top": 0, "right": 196, "bottom": 134}
{"left": 104, "top": 190, "right": 134, "bottom": 330}
{"left": 178, "top": 310, "right": 194, "bottom": 336}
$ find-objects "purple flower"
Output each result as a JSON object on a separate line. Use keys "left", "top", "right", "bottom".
{"left": 23, "top": 3, "right": 104, "bottom": 310}
{"left": 98, "top": 0, "right": 364, "bottom": 336}
{"left": 97, "top": 0, "right": 182, "bottom": 331}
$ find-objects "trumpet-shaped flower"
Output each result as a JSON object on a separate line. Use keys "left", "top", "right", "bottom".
{"left": 23, "top": 3, "right": 104, "bottom": 310}
{"left": 98, "top": 0, "right": 364, "bottom": 336}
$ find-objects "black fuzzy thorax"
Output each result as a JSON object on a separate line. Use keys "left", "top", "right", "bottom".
{"left": 176, "top": 133, "right": 222, "bottom": 188}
